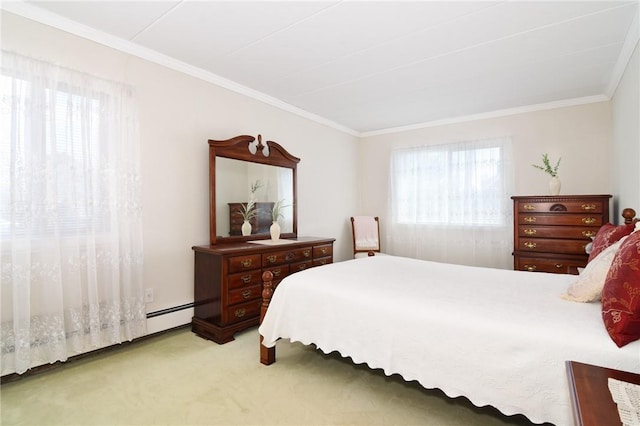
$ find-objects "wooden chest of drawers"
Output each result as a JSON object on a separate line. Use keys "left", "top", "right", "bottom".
{"left": 511, "top": 195, "right": 611, "bottom": 274}
{"left": 192, "top": 237, "right": 334, "bottom": 343}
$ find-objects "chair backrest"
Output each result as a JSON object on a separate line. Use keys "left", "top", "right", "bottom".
{"left": 350, "top": 216, "right": 381, "bottom": 257}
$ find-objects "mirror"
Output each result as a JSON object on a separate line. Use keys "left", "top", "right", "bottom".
{"left": 209, "top": 135, "right": 299, "bottom": 244}
{"left": 215, "top": 159, "right": 294, "bottom": 238}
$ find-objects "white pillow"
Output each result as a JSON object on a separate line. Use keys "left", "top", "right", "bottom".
{"left": 561, "top": 236, "right": 628, "bottom": 302}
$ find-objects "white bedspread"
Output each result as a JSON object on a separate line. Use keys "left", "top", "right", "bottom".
{"left": 259, "top": 255, "right": 640, "bottom": 425}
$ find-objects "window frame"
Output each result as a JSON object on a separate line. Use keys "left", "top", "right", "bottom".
{"left": 390, "top": 137, "right": 513, "bottom": 228}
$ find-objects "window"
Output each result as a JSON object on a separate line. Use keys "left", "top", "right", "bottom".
{"left": 390, "top": 137, "right": 513, "bottom": 227}
{"left": 1, "top": 51, "right": 145, "bottom": 376}
{"left": 0, "top": 75, "right": 107, "bottom": 238}
{"left": 387, "top": 137, "right": 513, "bottom": 268}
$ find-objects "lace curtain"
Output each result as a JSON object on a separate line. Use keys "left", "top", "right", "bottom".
{"left": 388, "top": 137, "right": 514, "bottom": 269}
{"left": 0, "top": 51, "right": 146, "bottom": 375}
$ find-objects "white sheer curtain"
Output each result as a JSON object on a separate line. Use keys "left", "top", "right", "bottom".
{"left": 388, "top": 137, "right": 514, "bottom": 269}
{"left": 0, "top": 51, "right": 146, "bottom": 375}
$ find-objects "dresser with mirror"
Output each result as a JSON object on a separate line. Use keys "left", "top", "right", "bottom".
{"left": 192, "top": 134, "right": 335, "bottom": 344}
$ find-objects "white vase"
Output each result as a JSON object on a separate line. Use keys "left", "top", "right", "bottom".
{"left": 549, "top": 176, "right": 561, "bottom": 195}
{"left": 241, "top": 220, "right": 251, "bottom": 236}
{"left": 270, "top": 221, "right": 281, "bottom": 241}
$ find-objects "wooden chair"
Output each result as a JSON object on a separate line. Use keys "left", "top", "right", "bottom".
{"left": 350, "top": 216, "right": 384, "bottom": 258}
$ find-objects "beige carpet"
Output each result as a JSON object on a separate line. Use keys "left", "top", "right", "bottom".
{"left": 1, "top": 326, "right": 540, "bottom": 426}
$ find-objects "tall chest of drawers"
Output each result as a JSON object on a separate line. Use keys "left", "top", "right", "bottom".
{"left": 192, "top": 237, "right": 334, "bottom": 344}
{"left": 511, "top": 195, "right": 611, "bottom": 274}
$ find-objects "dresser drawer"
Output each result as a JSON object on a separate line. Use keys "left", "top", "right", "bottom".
{"left": 228, "top": 270, "right": 262, "bottom": 290}
{"left": 228, "top": 284, "right": 261, "bottom": 306}
{"left": 517, "top": 214, "right": 603, "bottom": 227}
{"left": 225, "top": 299, "right": 262, "bottom": 325}
{"left": 517, "top": 201, "right": 605, "bottom": 214}
{"left": 290, "top": 260, "right": 313, "bottom": 273}
{"left": 313, "top": 257, "right": 333, "bottom": 267}
{"left": 517, "top": 225, "right": 599, "bottom": 239}
{"left": 313, "top": 244, "right": 333, "bottom": 258}
{"left": 517, "top": 237, "right": 589, "bottom": 255}
{"left": 262, "top": 247, "right": 312, "bottom": 267}
{"left": 515, "top": 256, "right": 585, "bottom": 274}
{"left": 263, "top": 265, "right": 289, "bottom": 281}
{"left": 228, "top": 254, "right": 262, "bottom": 273}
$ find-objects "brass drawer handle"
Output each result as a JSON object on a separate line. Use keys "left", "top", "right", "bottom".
{"left": 240, "top": 259, "right": 252, "bottom": 268}
{"left": 266, "top": 255, "right": 277, "bottom": 264}
{"left": 317, "top": 259, "right": 328, "bottom": 265}
{"left": 555, "top": 263, "right": 564, "bottom": 269}
{"left": 303, "top": 250, "right": 311, "bottom": 258}
{"left": 581, "top": 204, "right": 596, "bottom": 211}
{"left": 524, "top": 264, "right": 537, "bottom": 272}
{"left": 523, "top": 204, "right": 536, "bottom": 211}
{"left": 523, "top": 229, "right": 537, "bottom": 235}
{"left": 581, "top": 217, "right": 597, "bottom": 225}
{"left": 320, "top": 247, "right": 328, "bottom": 254}
{"left": 296, "top": 264, "right": 307, "bottom": 271}
{"left": 582, "top": 230, "right": 596, "bottom": 238}
{"left": 272, "top": 269, "right": 282, "bottom": 277}
{"left": 240, "top": 274, "right": 251, "bottom": 284}
{"left": 242, "top": 290, "right": 252, "bottom": 299}
{"left": 523, "top": 242, "right": 537, "bottom": 249}
{"left": 523, "top": 217, "right": 536, "bottom": 223}
{"left": 234, "top": 308, "right": 246, "bottom": 318}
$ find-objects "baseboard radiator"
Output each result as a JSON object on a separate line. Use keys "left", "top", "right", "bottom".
{"left": 1, "top": 302, "right": 195, "bottom": 380}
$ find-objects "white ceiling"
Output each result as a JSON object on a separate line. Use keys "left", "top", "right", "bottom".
{"left": 4, "top": 1, "right": 639, "bottom": 135}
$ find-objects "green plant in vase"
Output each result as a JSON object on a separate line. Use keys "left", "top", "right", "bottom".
{"left": 238, "top": 199, "right": 257, "bottom": 221}
{"left": 250, "top": 179, "right": 263, "bottom": 197}
{"left": 238, "top": 180, "right": 263, "bottom": 236}
{"left": 532, "top": 153, "right": 562, "bottom": 195}
{"left": 238, "top": 199, "right": 256, "bottom": 236}
{"left": 271, "top": 199, "right": 289, "bottom": 222}
{"left": 270, "top": 199, "right": 289, "bottom": 241}
{"left": 532, "top": 153, "right": 561, "bottom": 178}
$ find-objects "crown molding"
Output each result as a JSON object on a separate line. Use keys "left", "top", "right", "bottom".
{"left": 2, "top": 1, "right": 630, "bottom": 140}
{"left": 359, "top": 95, "right": 611, "bottom": 138}
{"left": 606, "top": 7, "right": 639, "bottom": 97}
{"left": 1, "top": 2, "right": 360, "bottom": 137}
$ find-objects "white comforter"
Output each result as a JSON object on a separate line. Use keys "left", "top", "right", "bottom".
{"left": 259, "top": 255, "right": 640, "bottom": 426}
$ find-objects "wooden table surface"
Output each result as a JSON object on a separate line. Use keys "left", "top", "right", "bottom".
{"left": 566, "top": 360, "right": 640, "bottom": 426}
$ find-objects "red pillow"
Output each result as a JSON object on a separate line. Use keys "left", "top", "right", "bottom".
{"left": 589, "top": 223, "right": 635, "bottom": 262}
{"left": 601, "top": 231, "right": 640, "bottom": 347}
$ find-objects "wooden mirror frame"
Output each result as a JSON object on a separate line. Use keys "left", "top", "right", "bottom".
{"left": 209, "top": 134, "right": 300, "bottom": 244}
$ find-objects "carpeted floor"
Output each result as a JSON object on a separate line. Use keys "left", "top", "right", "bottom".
{"left": 1, "top": 326, "right": 540, "bottom": 425}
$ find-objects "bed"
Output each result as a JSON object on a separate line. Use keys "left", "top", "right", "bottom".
{"left": 258, "top": 209, "right": 640, "bottom": 426}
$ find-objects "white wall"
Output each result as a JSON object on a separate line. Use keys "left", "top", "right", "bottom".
{"left": 612, "top": 42, "right": 640, "bottom": 217}
{"left": 359, "top": 102, "right": 614, "bottom": 237}
{"left": 1, "top": 12, "right": 360, "bottom": 333}
{"left": 3, "top": 10, "right": 637, "bottom": 341}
